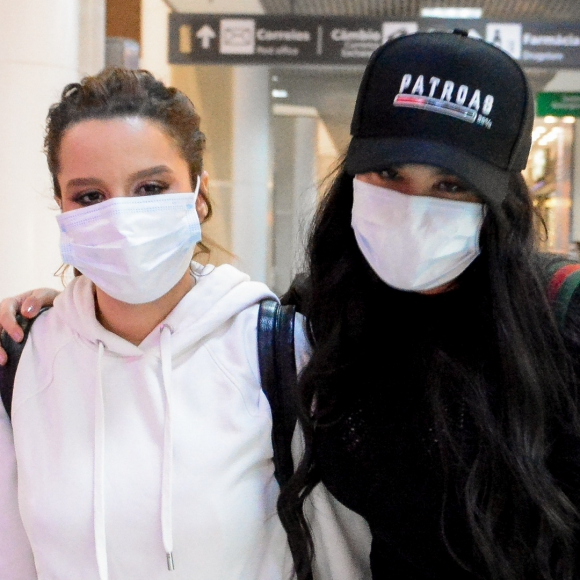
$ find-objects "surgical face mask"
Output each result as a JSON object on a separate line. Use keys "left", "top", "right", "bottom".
{"left": 57, "top": 180, "right": 202, "bottom": 304}
{"left": 351, "top": 178, "right": 485, "bottom": 292}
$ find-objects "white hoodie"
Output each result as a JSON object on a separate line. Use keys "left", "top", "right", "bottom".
{"left": 0, "top": 264, "right": 294, "bottom": 580}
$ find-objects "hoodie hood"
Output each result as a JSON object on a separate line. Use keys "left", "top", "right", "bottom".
{"left": 52, "top": 263, "right": 276, "bottom": 357}
{"left": 41, "top": 262, "right": 278, "bottom": 579}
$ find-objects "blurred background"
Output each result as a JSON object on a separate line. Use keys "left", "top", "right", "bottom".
{"left": 2, "top": 0, "right": 580, "bottom": 297}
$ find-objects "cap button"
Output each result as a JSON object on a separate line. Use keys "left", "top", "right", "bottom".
{"left": 453, "top": 28, "right": 469, "bottom": 37}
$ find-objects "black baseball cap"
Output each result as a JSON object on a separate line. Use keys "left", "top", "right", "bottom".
{"left": 344, "top": 30, "right": 534, "bottom": 205}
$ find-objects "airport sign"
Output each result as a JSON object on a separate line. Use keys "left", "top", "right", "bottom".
{"left": 169, "top": 14, "right": 580, "bottom": 69}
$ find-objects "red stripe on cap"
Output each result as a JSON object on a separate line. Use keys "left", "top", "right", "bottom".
{"left": 547, "top": 264, "right": 580, "bottom": 301}
{"left": 394, "top": 95, "right": 428, "bottom": 105}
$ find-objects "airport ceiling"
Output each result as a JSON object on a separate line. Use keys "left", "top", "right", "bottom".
{"left": 259, "top": 1, "right": 578, "bottom": 150}
{"left": 172, "top": 0, "right": 580, "bottom": 151}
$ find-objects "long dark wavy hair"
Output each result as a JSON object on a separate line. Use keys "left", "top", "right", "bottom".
{"left": 278, "top": 161, "right": 580, "bottom": 580}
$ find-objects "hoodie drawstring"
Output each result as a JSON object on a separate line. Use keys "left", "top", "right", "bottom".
{"left": 160, "top": 324, "right": 175, "bottom": 571}
{"left": 92, "top": 329, "right": 175, "bottom": 577}
{"left": 95, "top": 340, "right": 108, "bottom": 580}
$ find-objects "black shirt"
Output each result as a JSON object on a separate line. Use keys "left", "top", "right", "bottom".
{"left": 314, "top": 285, "right": 501, "bottom": 579}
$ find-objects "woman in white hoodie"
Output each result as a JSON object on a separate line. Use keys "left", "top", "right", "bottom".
{"left": 0, "top": 67, "right": 370, "bottom": 580}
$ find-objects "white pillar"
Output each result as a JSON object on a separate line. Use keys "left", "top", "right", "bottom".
{"left": 231, "top": 66, "right": 272, "bottom": 283}
{"left": 0, "top": 0, "right": 105, "bottom": 297}
{"left": 79, "top": 0, "right": 106, "bottom": 76}
{"left": 271, "top": 110, "right": 318, "bottom": 294}
{"left": 141, "top": 0, "right": 172, "bottom": 84}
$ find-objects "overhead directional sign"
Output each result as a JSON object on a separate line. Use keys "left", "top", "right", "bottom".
{"left": 169, "top": 14, "right": 580, "bottom": 68}
{"left": 170, "top": 14, "right": 417, "bottom": 65}
{"left": 421, "top": 18, "right": 580, "bottom": 67}
{"left": 196, "top": 24, "right": 216, "bottom": 50}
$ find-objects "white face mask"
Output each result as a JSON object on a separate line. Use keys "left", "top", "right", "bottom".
{"left": 57, "top": 180, "right": 202, "bottom": 304}
{"left": 351, "top": 178, "right": 485, "bottom": 292}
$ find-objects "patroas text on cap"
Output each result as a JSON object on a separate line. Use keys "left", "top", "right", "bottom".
{"left": 398, "top": 74, "right": 495, "bottom": 116}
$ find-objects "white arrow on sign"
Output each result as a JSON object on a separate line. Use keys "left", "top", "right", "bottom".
{"left": 196, "top": 25, "right": 217, "bottom": 50}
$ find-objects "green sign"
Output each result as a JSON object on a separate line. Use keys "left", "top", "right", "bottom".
{"left": 536, "top": 92, "right": 580, "bottom": 117}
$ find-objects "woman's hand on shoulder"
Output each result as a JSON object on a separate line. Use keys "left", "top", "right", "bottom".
{"left": 0, "top": 288, "right": 60, "bottom": 365}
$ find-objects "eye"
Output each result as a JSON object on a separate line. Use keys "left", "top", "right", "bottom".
{"left": 435, "top": 179, "right": 469, "bottom": 194}
{"left": 432, "top": 178, "right": 481, "bottom": 203}
{"left": 72, "top": 191, "right": 105, "bottom": 206}
{"left": 378, "top": 166, "right": 401, "bottom": 181}
{"left": 135, "top": 182, "right": 169, "bottom": 196}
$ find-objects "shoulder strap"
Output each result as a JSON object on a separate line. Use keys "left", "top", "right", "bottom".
{"left": 258, "top": 300, "right": 314, "bottom": 580}
{"left": 0, "top": 307, "right": 51, "bottom": 419}
{"left": 257, "top": 299, "right": 297, "bottom": 487}
{"left": 542, "top": 254, "right": 580, "bottom": 330}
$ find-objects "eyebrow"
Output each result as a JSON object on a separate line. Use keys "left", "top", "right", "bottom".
{"left": 65, "top": 165, "right": 175, "bottom": 189}
{"left": 389, "top": 164, "right": 456, "bottom": 176}
{"left": 434, "top": 168, "right": 460, "bottom": 178}
{"left": 128, "top": 165, "right": 174, "bottom": 181}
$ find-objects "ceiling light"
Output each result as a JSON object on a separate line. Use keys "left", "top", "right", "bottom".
{"left": 271, "top": 89, "right": 288, "bottom": 99}
{"left": 563, "top": 116, "right": 576, "bottom": 123}
{"left": 544, "top": 116, "right": 557, "bottom": 123}
{"left": 420, "top": 7, "right": 483, "bottom": 19}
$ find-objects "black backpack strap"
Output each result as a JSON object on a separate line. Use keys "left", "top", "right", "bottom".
{"left": 0, "top": 307, "right": 51, "bottom": 420}
{"left": 257, "top": 299, "right": 298, "bottom": 487}
{"left": 258, "top": 299, "right": 314, "bottom": 580}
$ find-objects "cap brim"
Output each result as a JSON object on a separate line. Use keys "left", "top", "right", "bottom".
{"left": 345, "top": 137, "right": 510, "bottom": 205}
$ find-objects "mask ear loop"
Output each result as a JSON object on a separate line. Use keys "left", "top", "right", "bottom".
{"left": 189, "top": 174, "right": 205, "bottom": 280}
{"left": 193, "top": 174, "right": 201, "bottom": 202}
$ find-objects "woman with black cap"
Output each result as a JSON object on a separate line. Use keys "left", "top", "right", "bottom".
{"left": 276, "top": 30, "right": 580, "bottom": 580}
{"left": 3, "top": 31, "right": 580, "bottom": 580}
